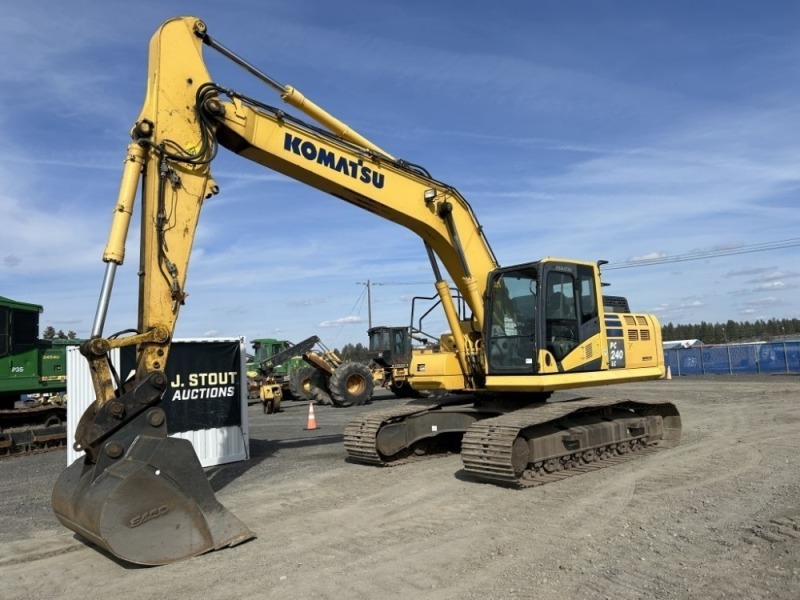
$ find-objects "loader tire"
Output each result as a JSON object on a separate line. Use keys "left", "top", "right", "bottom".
{"left": 309, "top": 369, "right": 333, "bottom": 405}
{"left": 312, "top": 386, "right": 333, "bottom": 406}
{"left": 329, "top": 362, "right": 374, "bottom": 407}
{"left": 289, "top": 367, "right": 314, "bottom": 401}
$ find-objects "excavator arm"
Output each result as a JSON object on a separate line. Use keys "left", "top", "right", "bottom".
{"left": 83, "top": 16, "right": 498, "bottom": 415}
{"left": 53, "top": 16, "right": 500, "bottom": 566}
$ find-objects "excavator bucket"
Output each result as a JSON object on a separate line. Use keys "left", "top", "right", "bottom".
{"left": 52, "top": 398, "right": 253, "bottom": 565}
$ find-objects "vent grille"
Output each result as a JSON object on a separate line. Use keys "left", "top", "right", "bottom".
{"left": 628, "top": 330, "right": 639, "bottom": 342}
{"left": 624, "top": 315, "right": 637, "bottom": 326}
{"left": 640, "top": 330, "right": 651, "bottom": 341}
{"left": 636, "top": 316, "right": 648, "bottom": 326}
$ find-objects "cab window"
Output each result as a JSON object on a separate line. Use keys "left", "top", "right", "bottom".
{"left": 487, "top": 268, "right": 537, "bottom": 373}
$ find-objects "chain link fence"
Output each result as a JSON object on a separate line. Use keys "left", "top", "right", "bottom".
{"left": 664, "top": 342, "right": 800, "bottom": 375}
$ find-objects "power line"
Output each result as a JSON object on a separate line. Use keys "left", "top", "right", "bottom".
{"left": 355, "top": 280, "right": 436, "bottom": 329}
{"left": 604, "top": 238, "right": 800, "bottom": 270}
{"left": 356, "top": 281, "right": 432, "bottom": 286}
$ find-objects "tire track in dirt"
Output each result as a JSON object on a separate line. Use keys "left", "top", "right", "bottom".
{"left": 746, "top": 513, "right": 800, "bottom": 545}
{"left": 235, "top": 457, "right": 496, "bottom": 597}
{"left": 0, "top": 536, "right": 85, "bottom": 568}
{"left": 622, "top": 400, "right": 766, "bottom": 499}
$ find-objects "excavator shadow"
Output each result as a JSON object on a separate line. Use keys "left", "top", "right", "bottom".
{"left": 204, "top": 434, "right": 344, "bottom": 492}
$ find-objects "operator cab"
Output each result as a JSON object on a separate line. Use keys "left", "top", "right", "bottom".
{"left": 368, "top": 326, "right": 411, "bottom": 368}
{"left": 485, "top": 260, "right": 602, "bottom": 375}
{"left": 251, "top": 339, "right": 291, "bottom": 363}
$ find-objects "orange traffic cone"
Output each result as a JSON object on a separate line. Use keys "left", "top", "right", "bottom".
{"left": 304, "top": 400, "right": 319, "bottom": 430}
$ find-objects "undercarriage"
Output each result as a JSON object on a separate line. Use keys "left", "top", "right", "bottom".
{"left": 344, "top": 395, "right": 681, "bottom": 487}
{"left": 0, "top": 404, "right": 67, "bottom": 458}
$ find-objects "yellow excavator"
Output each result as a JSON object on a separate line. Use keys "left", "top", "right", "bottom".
{"left": 52, "top": 17, "right": 681, "bottom": 566}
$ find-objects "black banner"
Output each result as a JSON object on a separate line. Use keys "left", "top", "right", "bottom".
{"left": 121, "top": 340, "right": 243, "bottom": 434}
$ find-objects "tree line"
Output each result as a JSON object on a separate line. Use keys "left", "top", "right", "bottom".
{"left": 42, "top": 326, "right": 78, "bottom": 340}
{"left": 662, "top": 318, "right": 800, "bottom": 344}
{"left": 336, "top": 342, "right": 372, "bottom": 362}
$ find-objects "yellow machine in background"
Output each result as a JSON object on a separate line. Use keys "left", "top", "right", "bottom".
{"left": 247, "top": 335, "right": 375, "bottom": 412}
{"left": 52, "top": 17, "right": 680, "bottom": 566}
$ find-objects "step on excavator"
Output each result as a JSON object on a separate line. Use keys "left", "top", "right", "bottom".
{"left": 52, "top": 17, "right": 681, "bottom": 566}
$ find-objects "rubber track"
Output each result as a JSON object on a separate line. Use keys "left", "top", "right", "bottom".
{"left": 461, "top": 397, "right": 680, "bottom": 488}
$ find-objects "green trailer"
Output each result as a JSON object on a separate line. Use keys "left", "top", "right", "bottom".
{"left": 0, "top": 296, "right": 80, "bottom": 455}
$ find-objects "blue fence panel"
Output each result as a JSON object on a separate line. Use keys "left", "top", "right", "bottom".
{"left": 789, "top": 342, "right": 800, "bottom": 371}
{"left": 758, "top": 342, "right": 800, "bottom": 373}
{"left": 728, "top": 345, "right": 757, "bottom": 373}
{"left": 664, "top": 350, "right": 679, "bottom": 375}
{"left": 665, "top": 342, "right": 800, "bottom": 376}
{"left": 702, "top": 346, "right": 731, "bottom": 374}
{"left": 678, "top": 347, "right": 704, "bottom": 375}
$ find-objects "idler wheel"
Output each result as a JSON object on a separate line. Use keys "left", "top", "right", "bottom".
{"left": 510, "top": 437, "right": 530, "bottom": 476}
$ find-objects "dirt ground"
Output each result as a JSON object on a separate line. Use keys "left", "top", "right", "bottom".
{"left": 2, "top": 375, "right": 799, "bottom": 599}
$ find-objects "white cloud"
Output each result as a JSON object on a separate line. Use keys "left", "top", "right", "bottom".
{"left": 628, "top": 251, "right": 668, "bottom": 262}
{"left": 318, "top": 316, "right": 366, "bottom": 328}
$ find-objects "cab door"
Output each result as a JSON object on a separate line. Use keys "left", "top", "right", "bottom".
{"left": 539, "top": 262, "right": 602, "bottom": 371}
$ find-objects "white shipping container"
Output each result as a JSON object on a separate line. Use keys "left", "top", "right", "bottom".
{"left": 66, "top": 337, "right": 249, "bottom": 467}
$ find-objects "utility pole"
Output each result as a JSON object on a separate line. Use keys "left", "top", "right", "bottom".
{"left": 356, "top": 279, "right": 373, "bottom": 330}
{"left": 356, "top": 280, "right": 434, "bottom": 330}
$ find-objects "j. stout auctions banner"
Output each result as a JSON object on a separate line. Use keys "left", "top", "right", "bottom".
{"left": 121, "top": 340, "right": 243, "bottom": 434}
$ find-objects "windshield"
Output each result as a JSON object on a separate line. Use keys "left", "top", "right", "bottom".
{"left": 369, "top": 329, "right": 390, "bottom": 353}
{"left": 487, "top": 267, "right": 537, "bottom": 373}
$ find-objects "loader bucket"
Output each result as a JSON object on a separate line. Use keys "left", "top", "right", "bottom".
{"left": 52, "top": 407, "right": 254, "bottom": 566}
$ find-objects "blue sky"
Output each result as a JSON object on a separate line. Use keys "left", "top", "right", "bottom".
{"left": 2, "top": 1, "right": 799, "bottom": 348}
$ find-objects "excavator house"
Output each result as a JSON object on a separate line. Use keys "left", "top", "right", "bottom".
{"left": 52, "top": 17, "right": 681, "bottom": 566}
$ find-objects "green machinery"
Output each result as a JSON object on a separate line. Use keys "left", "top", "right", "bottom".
{"left": 248, "top": 335, "right": 375, "bottom": 410}
{"left": 247, "top": 337, "right": 317, "bottom": 403}
{"left": 0, "top": 296, "right": 80, "bottom": 455}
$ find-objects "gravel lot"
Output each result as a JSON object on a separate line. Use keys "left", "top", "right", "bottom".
{"left": 2, "top": 375, "right": 799, "bottom": 599}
